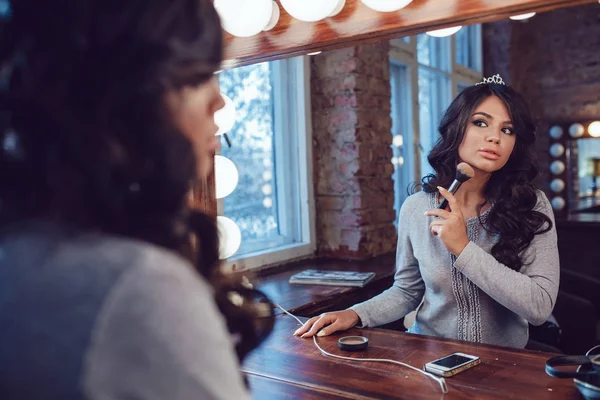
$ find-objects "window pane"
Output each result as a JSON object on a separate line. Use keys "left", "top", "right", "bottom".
{"left": 219, "top": 63, "right": 292, "bottom": 255}
{"left": 0, "top": 0, "right": 10, "bottom": 17}
{"left": 418, "top": 67, "right": 451, "bottom": 179}
{"left": 417, "top": 34, "right": 451, "bottom": 72}
{"left": 390, "top": 63, "right": 414, "bottom": 220}
{"left": 456, "top": 25, "right": 482, "bottom": 72}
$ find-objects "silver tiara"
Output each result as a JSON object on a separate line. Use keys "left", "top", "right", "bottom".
{"left": 475, "top": 74, "right": 505, "bottom": 86}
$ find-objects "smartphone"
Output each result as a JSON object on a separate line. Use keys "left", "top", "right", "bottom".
{"left": 424, "top": 352, "right": 480, "bottom": 377}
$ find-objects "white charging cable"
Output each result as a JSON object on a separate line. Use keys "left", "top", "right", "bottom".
{"left": 274, "top": 302, "right": 448, "bottom": 394}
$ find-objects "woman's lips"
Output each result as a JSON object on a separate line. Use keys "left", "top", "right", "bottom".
{"left": 478, "top": 150, "right": 500, "bottom": 160}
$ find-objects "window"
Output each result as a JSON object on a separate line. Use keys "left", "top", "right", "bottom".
{"left": 390, "top": 62, "right": 414, "bottom": 217}
{"left": 456, "top": 25, "right": 482, "bottom": 72}
{"left": 389, "top": 26, "right": 482, "bottom": 212}
{"left": 217, "top": 57, "right": 315, "bottom": 270}
{"left": 417, "top": 64, "right": 451, "bottom": 178}
{"left": 0, "top": 0, "right": 10, "bottom": 18}
{"left": 577, "top": 139, "right": 600, "bottom": 197}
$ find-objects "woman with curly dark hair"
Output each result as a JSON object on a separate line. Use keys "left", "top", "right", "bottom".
{"left": 295, "top": 76, "right": 559, "bottom": 349}
{"left": 0, "top": 0, "right": 273, "bottom": 399}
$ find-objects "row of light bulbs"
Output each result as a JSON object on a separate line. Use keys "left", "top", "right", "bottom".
{"left": 214, "top": 0, "right": 540, "bottom": 39}
{"left": 546, "top": 121, "right": 600, "bottom": 211}
{"left": 214, "top": 92, "right": 242, "bottom": 260}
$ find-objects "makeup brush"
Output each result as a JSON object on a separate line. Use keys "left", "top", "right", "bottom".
{"left": 437, "top": 162, "right": 475, "bottom": 210}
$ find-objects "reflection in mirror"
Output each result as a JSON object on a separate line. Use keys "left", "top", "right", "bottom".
{"left": 550, "top": 179, "right": 565, "bottom": 193}
{"left": 554, "top": 120, "right": 600, "bottom": 215}
{"left": 549, "top": 125, "right": 563, "bottom": 139}
{"left": 578, "top": 140, "right": 600, "bottom": 197}
{"left": 569, "top": 123, "right": 585, "bottom": 138}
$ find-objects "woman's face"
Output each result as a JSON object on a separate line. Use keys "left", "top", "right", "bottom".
{"left": 458, "top": 95, "right": 517, "bottom": 175}
{"left": 167, "top": 77, "right": 225, "bottom": 179}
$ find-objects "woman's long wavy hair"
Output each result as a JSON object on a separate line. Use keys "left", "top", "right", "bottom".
{"left": 421, "top": 84, "right": 552, "bottom": 271}
{"left": 0, "top": 0, "right": 273, "bottom": 362}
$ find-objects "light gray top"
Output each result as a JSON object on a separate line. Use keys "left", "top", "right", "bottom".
{"left": 350, "top": 190, "right": 559, "bottom": 348}
{"left": 0, "top": 222, "right": 251, "bottom": 400}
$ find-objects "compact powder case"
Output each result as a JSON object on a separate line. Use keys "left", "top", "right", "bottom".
{"left": 338, "top": 336, "right": 369, "bottom": 351}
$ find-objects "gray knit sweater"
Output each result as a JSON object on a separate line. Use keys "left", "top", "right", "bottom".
{"left": 350, "top": 190, "right": 559, "bottom": 348}
{"left": 0, "top": 222, "right": 251, "bottom": 400}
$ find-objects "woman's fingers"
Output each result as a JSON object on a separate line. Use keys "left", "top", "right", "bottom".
{"left": 437, "top": 186, "right": 462, "bottom": 217}
{"left": 300, "top": 315, "right": 335, "bottom": 338}
{"left": 430, "top": 220, "right": 445, "bottom": 236}
{"left": 425, "top": 209, "right": 452, "bottom": 219}
{"left": 294, "top": 311, "right": 359, "bottom": 338}
{"left": 316, "top": 319, "right": 348, "bottom": 337}
{"left": 293, "top": 316, "right": 319, "bottom": 336}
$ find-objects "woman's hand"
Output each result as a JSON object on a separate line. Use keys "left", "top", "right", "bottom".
{"left": 293, "top": 310, "right": 359, "bottom": 338}
{"left": 425, "top": 186, "right": 470, "bottom": 256}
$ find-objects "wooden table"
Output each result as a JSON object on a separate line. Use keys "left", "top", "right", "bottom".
{"left": 243, "top": 315, "right": 580, "bottom": 399}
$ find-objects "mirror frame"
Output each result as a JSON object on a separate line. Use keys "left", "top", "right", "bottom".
{"left": 223, "top": 0, "right": 597, "bottom": 67}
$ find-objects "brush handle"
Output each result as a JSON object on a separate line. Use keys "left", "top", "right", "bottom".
{"left": 437, "top": 180, "right": 461, "bottom": 209}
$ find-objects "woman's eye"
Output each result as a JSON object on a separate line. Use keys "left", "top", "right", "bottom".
{"left": 472, "top": 120, "right": 487, "bottom": 128}
{"left": 502, "top": 127, "right": 514, "bottom": 135}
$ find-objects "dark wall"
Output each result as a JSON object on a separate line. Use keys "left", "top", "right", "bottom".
{"left": 483, "top": 3, "right": 600, "bottom": 190}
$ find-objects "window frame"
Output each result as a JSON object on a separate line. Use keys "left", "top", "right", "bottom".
{"left": 389, "top": 27, "right": 483, "bottom": 200}
{"left": 217, "top": 56, "right": 316, "bottom": 273}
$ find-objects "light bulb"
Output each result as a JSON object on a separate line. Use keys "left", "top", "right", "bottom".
{"left": 280, "top": 0, "right": 345, "bottom": 22}
{"left": 214, "top": 155, "right": 239, "bottom": 199}
{"left": 509, "top": 12, "right": 536, "bottom": 21}
{"left": 549, "top": 161, "right": 565, "bottom": 175}
{"left": 214, "top": 0, "right": 276, "bottom": 37}
{"left": 360, "top": 0, "right": 413, "bottom": 12}
{"left": 426, "top": 26, "right": 463, "bottom": 37}
{"left": 215, "top": 93, "right": 236, "bottom": 136}
{"left": 550, "top": 179, "right": 565, "bottom": 193}
{"left": 551, "top": 197, "right": 565, "bottom": 211}
{"left": 549, "top": 143, "right": 565, "bottom": 158}
{"left": 569, "top": 123, "right": 584, "bottom": 138}
{"left": 588, "top": 121, "right": 600, "bottom": 138}
{"left": 548, "top": 125, "right": 563, "bottom": 139}
{"left": 264, "top": 1, "right": 280, "bottom": 31}
{"left": 217, "top": 216, "right": 242, "bottom": 259}
{"left": 392, "top": 134, "right": 403, "bottom": 147}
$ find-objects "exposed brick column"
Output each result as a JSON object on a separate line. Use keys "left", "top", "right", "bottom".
{"left": 311, "top": 42, "right": 397, "bottom": 259}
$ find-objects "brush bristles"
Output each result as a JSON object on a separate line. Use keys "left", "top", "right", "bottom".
{"left": 455, "top": 162, "right": 475, "bottom": 183}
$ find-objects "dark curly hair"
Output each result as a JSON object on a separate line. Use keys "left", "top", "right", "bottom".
{"left": 422, "top": 83, "right": 552, "bottom": 271}
{"left": 0, "top": 0, "right": 272, "bottom": 362}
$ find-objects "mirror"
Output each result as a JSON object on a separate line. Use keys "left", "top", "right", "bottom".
{"left": 547, "top": 121, "right": 600, "bottom": 214}
{"left": 216, "top": 1, "right": 600, "bottom": 264}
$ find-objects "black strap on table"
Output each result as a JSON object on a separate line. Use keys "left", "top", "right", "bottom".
{"left": 546, "top": 355, "right": 596, "bottom": 378}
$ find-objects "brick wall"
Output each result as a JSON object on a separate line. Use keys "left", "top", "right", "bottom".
{"left": 483, "top": 3, "right": 600, "bottom": 190}
{"left": 311, "top": 42, "right": 397, "bottom": 259}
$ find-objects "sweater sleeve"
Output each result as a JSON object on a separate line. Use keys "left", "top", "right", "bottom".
{"left": 83, "top": 249, "right": 251, "bottom": 400}
{"left": 350, "top": 197, "right": 425, "bottom": 327}
{"left": 453, "top": 190, "right": 560, "bottom": 326}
